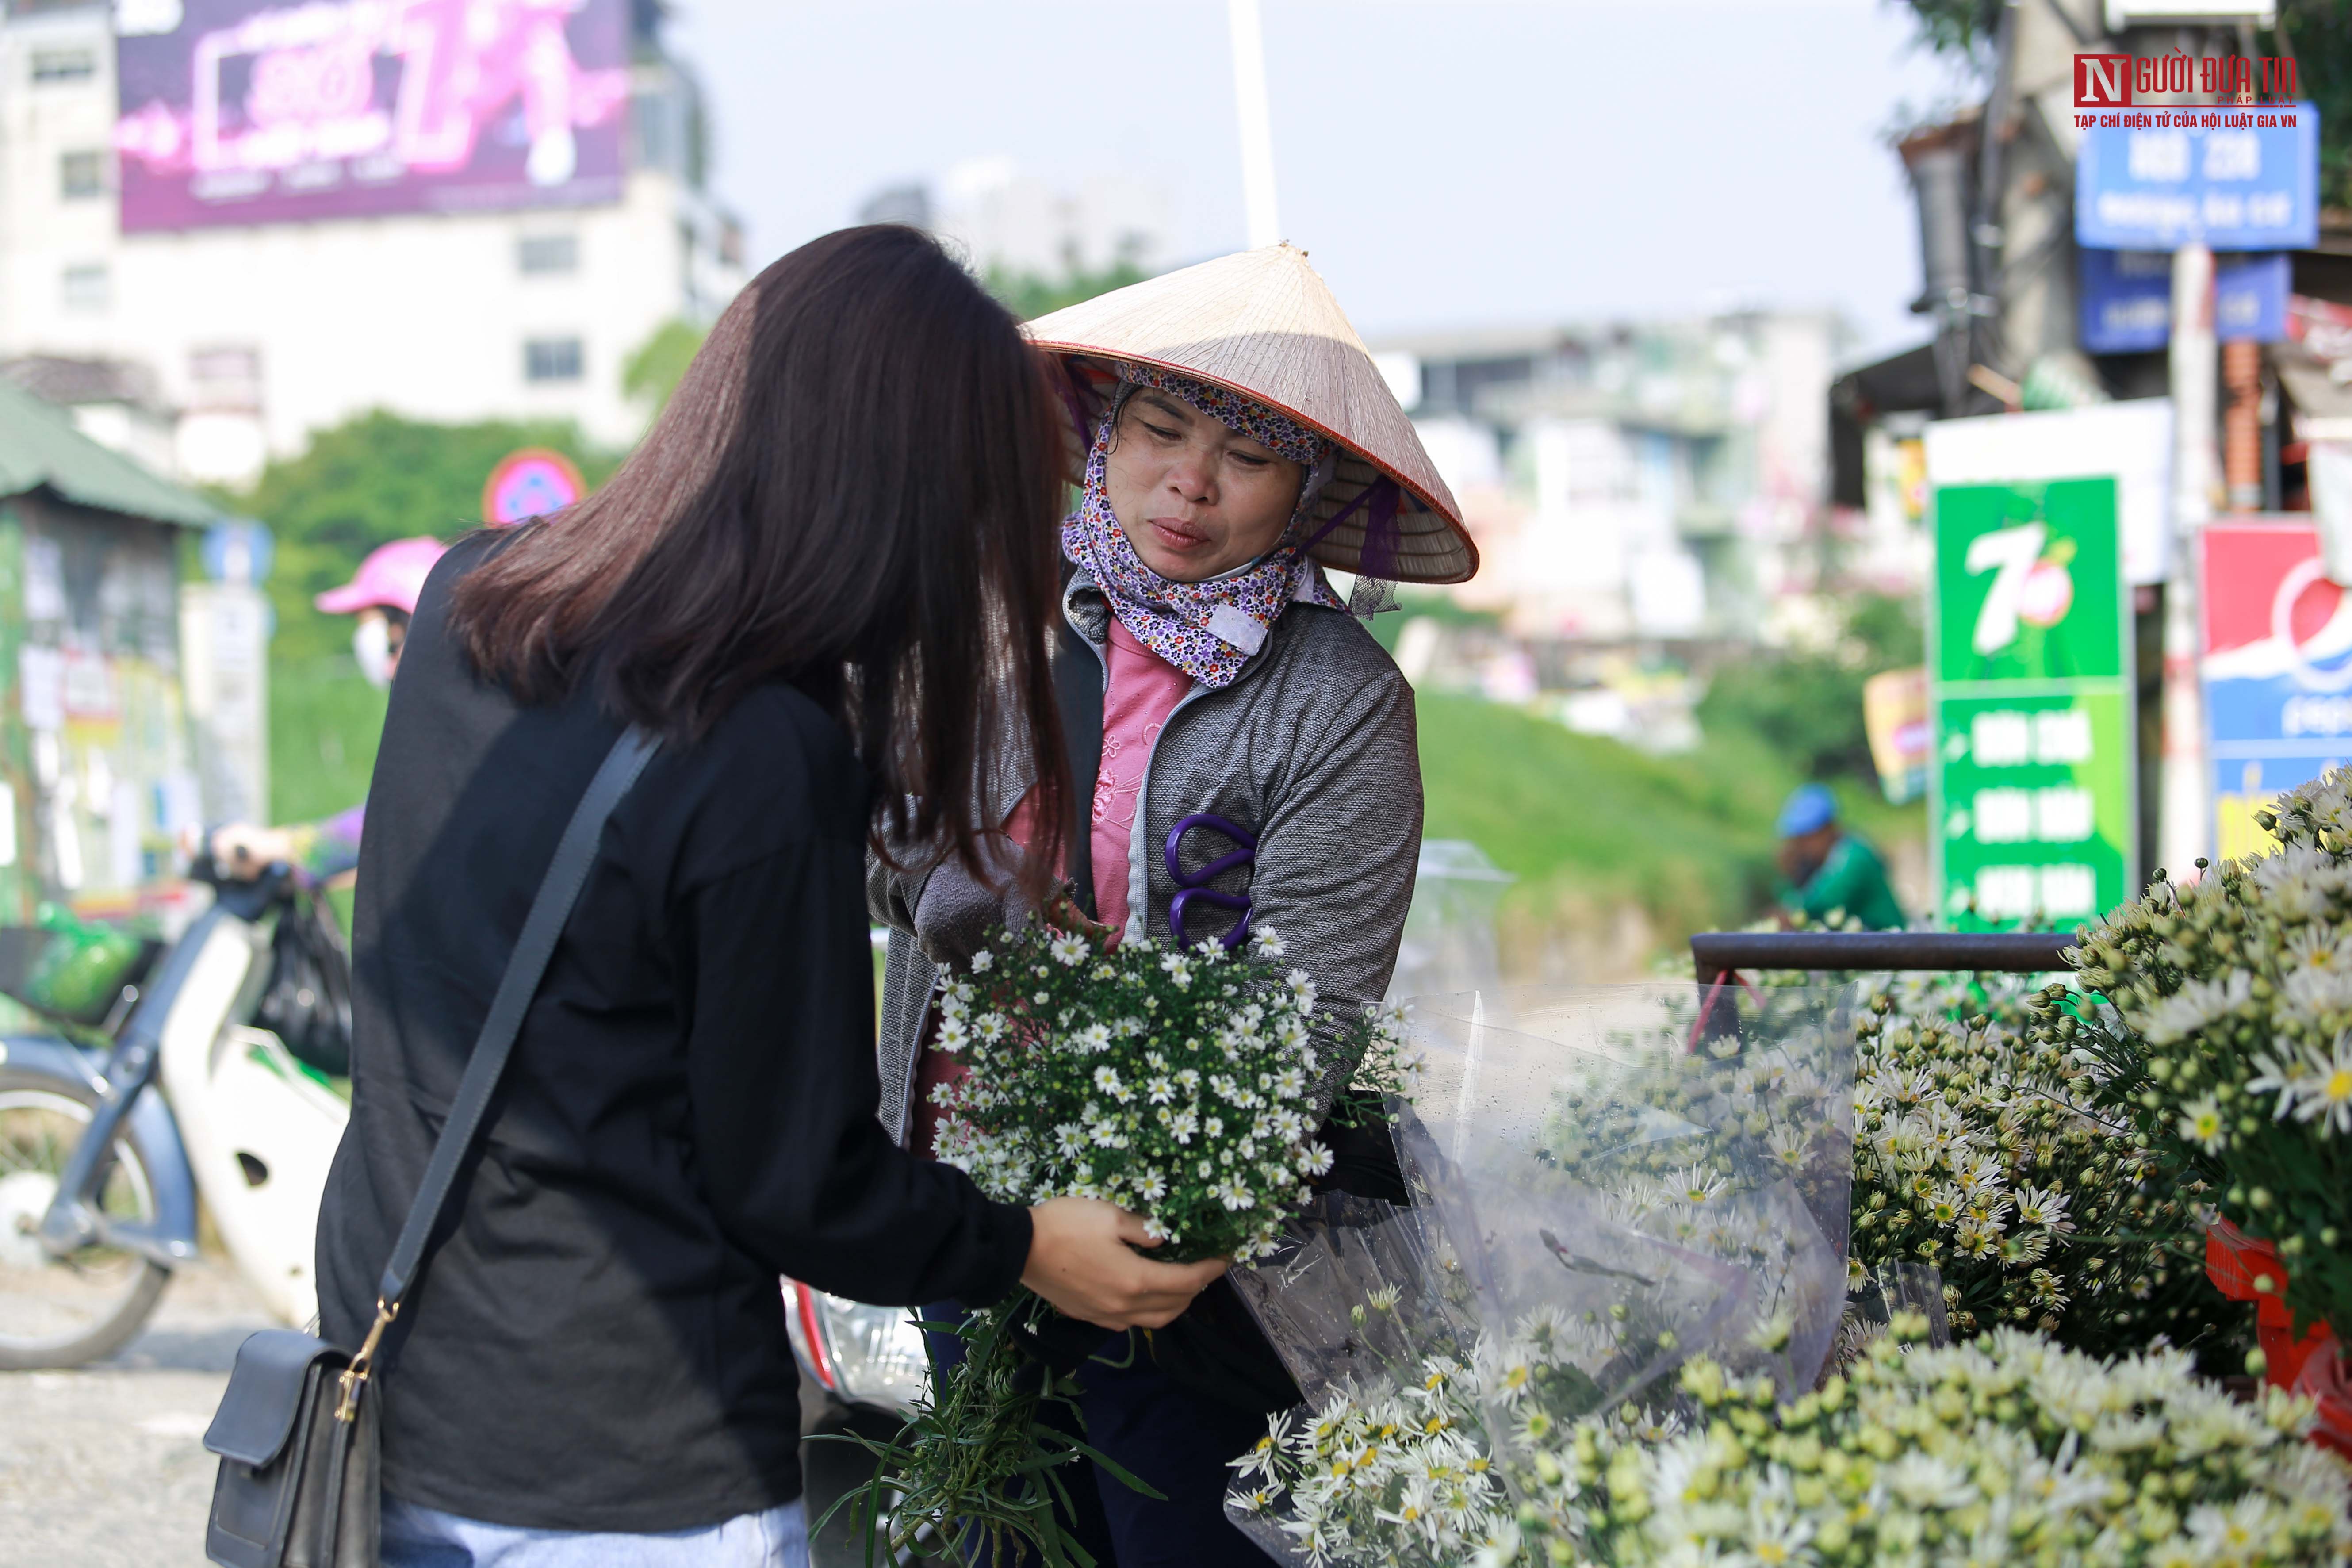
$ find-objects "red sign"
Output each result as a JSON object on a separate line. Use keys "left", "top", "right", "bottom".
{"left": 2202, "top": 521, "right": 2336, "bottom": 659}
{"left": 482, "top": 448, "right": 585, "bottom": 526}
{"left": 2076, "top": 54, "right": 2134, "bottom": 109}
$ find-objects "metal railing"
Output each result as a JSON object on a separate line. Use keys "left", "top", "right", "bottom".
{"left": 1689, "top": 930, "right": 2077, "bottom": 985}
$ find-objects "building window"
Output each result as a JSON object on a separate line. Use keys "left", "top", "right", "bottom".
{"left": 517, "top": 233, "right": 578, "bottom": 275}
{"left": 60, "top": 150, "right": 104, "bottom": 200}
{"left": 32, "top": 49, "right": 96, "bottom": 84}
{"left": 524, "top": 337, "right": 583, "bottom": 383}
{"left": 632, "top": 89, "right": 674, "bottom": 173}
{"left": 189, "top": 345, "right": 262, "bottom": 409}
{"left": 61, "top": 264, "right": 108, "bottom": 311}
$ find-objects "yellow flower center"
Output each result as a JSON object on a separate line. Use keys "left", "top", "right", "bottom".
{"left": 2327, "top": 1069, "right": 2352, "bottom": 1103}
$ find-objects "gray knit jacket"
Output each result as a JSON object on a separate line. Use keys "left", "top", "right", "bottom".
{"left": 866, "top": 568, "right": 1423, "bottom": 1146}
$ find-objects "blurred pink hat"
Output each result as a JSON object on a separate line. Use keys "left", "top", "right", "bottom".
{"left": 314, "top": 537, "right": 447, "bottom": 617}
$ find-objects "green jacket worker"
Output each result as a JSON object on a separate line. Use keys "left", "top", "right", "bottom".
{"left": 1777, "top": 783, "right": 1906, "bottom": 930}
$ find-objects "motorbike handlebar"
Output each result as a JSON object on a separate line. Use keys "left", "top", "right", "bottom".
{"left": 189, "top": 836, "right": 300, "bottom": 917}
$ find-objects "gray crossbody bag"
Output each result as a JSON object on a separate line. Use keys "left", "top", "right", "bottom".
{"left": 200, "top": 726, "right": 660, "bottom": 1568}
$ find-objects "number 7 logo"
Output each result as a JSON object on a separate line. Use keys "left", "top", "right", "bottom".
{"left": 1966, "top": 522, "right": 2048, "bottom": 656}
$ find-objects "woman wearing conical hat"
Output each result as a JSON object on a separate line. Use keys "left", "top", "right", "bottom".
{"left": 870, "top": 243, "right": 1477, "bottom": 1565}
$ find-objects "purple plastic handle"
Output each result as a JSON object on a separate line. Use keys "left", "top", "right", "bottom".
{"left": 1166, "top": 813, "right": 1257, "bottom": 951}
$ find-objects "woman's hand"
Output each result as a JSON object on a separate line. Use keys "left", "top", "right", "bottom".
{"left": 1020, "top": 1196, "right": 1225, "bottom": 1330}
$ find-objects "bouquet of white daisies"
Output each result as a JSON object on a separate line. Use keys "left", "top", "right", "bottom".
{"left": 930, "top": 922, "right": 1403, "bottom": 1263}
{"left": 836, "top": 922, "right": 1403, "bottom": 1566}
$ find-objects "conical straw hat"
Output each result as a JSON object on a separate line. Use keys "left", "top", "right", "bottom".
{"left": 1024, "top": 244, "right": 1476, "bottom": 585}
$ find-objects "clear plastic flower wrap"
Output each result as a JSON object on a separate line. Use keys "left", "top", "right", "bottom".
{"left": 1223, "top": 983, "right": 1858, "bottom": 1564}
{"left": 1397, "top": 982, "right": 1858, "bottom": 1398}
{"left": 1225, "top": 1192, "right": 1479, "bottom": 1408}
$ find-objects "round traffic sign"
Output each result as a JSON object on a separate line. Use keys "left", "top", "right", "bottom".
{"left": 482, "top": 448, "right": 586, "bottom": 527}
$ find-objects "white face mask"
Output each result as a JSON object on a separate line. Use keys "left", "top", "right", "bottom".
{"left": 352, "top": 615, "right": 394, "bottom": 689}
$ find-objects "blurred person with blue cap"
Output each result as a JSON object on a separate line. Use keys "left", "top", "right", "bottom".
{"left": 1776, "top": 782, "right": 1906, "bottom": 929}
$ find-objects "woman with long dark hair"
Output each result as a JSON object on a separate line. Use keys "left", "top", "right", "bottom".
{"left": 313, "top": 225, "right": 1226, "bottom": 1568}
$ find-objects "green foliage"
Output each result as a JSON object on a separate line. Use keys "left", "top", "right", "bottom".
{"left": 231, "top": 410, "right": 616, "bottom": 662}
{"left": 984, "top": 258, "right": 1153, "bottom": 323}
{"left": 1891, "top": 0, "right": 2001, "bottom": 73}
{"left": 269, "top": 656, "right": 388, "bottom": 825}
{"left": 622, "top": 318, "right": 708, "bottom": 417}
{"left": 1696, "top": 591, "right": 1922, "bottom": 784}
{"left": 2269, "top": 1, "right": 2352, "bottom": 208}
{"left": 1416, "top": 692, "right": 1920, "bottom": 954}
{"left": 824, "top": 1303, "right": 1149, "bottom": 1567}
{"left": 1367, "top": 591, "right": 1504, "bottom": 654}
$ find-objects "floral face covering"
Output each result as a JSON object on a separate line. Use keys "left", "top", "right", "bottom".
{"left": 1061, "top": 363, "right": 1344, "bottom": 689}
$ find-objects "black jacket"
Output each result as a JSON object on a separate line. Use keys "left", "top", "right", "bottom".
{"left": 315, "top": 535, "right": 1031, "bottom": 1532}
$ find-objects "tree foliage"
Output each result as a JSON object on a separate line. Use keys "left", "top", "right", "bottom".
{"left": 983, "top": 257, "right": 1153, "bottom": 322}
{"left": 621, "top": 317, "right": 709, "bottom": 418}
{"left": 1697, "top": 591, "right": 1923, "bottom": 783}
{"left": 1892, "top": 0, "right": 2001, "bottom": 75}
{"left": 2268, "top": 0, "right": 2352, "bottom": 207}
{"left": 229, "top": 410, "right": 616, "bottom": 661}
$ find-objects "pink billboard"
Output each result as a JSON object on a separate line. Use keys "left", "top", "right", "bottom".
{"left": 114, "top": 0, "right": 630, "bottom": 233}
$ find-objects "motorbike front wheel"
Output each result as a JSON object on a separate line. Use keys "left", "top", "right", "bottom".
{"left": 0, "top": 1067, "right": 171, "bottom": 1369}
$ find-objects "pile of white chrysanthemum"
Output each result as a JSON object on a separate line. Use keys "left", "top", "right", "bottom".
{"left": 2053, "top": 766, "right": 2352, "bottom": 1346}
{"left": 931, "top": 922, "right": 1405, "bottom": 1263}
{"left": 1236, "top": 1314, "right": 2352, "bottom": 1568}
{"left": 1227, "top": 1294, "right": 1673, "bottom": 1568}
{"left": 1848, "top": 981, "right": 2200, "bottom": 1346}
{"left": 1545, "top": 1323, "right": 2352, "bottom": 1568}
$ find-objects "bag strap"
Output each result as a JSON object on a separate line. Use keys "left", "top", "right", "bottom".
{"left": 374, "top": 723, "right": 660, "bottom": 1304}
{"left": 336, "top": 723, "right": 661, "bottom": 1421}
{"left": 336, "top": 738, "right": 655, "bottom": 1301}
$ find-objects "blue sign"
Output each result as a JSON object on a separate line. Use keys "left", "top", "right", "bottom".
{"left": 2079, "top": 249, "right": 2289, "bottom": 352}
{"left": 2076, "top": 103, "right": 2319, "bottom": 251}
{"left": 200, "top": 519, "right": 274, "bottom": 586}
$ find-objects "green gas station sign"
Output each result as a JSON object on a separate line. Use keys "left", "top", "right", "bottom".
{"left": 1929, "top": 478, "right": 2136, "bottom": 931}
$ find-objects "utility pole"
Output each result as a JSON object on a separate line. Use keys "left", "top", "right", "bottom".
{"left": 1227, "top": 0, "right": 1281, "bottom": 249}
{"left": 2157, "top": 241, "right": 2217, "bottom": 881}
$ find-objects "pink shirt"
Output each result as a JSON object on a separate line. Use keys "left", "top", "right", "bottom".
{"left": 1088, "top": 617, "right": 1194, "bottom": 935}
{"left": 908, "top": 618, "right": 1191, "bottom": 1156}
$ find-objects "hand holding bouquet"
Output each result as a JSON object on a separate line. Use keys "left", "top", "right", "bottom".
{"left": 836, "top": 921, "right": 1403, "bottom": 1564}
{"left": 933, "top": 923, "right": 1398, "bottom": 1262}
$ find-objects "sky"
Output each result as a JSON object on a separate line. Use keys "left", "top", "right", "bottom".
{"left": 663, "top": 0, "right": 1980, "bottom": 366}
